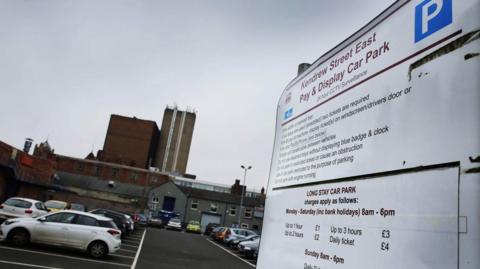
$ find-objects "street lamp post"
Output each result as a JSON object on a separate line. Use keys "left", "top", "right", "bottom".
{"left": 238, "top": 165, "right": 252, "bottom": 227}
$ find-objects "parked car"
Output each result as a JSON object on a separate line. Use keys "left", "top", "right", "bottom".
{"left": 238, "top": 237, "right": 260, "bottom": 258}
{"left": 90, "top": 209, "right": 131, "bottom": 236}
{"left": 44, "top": 200, "right": 71, "bottom": 212}
{"left": 0, "top": 197, "right": 49, "bottom": 223}
{"left": 123, "top": 214, "right": 135, "bottom": 234}
{"left": 157, "top": 210, "right": 180, "bottom": 225}
{"left": 147, "top": 216, "right": 163, "bottom": 228}
{"left": 185, "top": 220, "right": 201, "bottom": 234}
{"left": 70, "top": 203, "right": 86, "bottom": 212}
{"left": 223, "top": 228, "right": 257, "bottom": 246}
{"left": 166, "top": 218, "right": 182, "bottom": 231}
{"left": 253, "top": 247, "right": 259, "bottom": 260}
{"left": 209, "top": 226, "right": 224, "bottom": 239}
{"left": 204, "top": 223, "right": 219, "bottom": 236}
{"left": 214, "top": 227, "right": 229, "bottom": 242}
{"left": 231, "top": 234, "right": 260, "bottom": 248}
{"left": 134, "top": 214, "right": 147, "bottom": 226}
{"left": 0, "top": 210, "right": 121, "bottom": 258}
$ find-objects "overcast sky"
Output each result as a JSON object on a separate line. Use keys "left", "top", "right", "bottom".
{"left": 0, "top": 0, "right": 395, "bottom": 191}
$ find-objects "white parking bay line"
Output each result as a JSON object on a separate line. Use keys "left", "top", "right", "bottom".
{"left": 118, "top": 249, "right": 137, "bottom": 254}
{"left": 0, "top": 260, "right": 63, "bottom": 269}
{"left": 130, "top": 228, "right": 146, "bottom": 269}
{"left": 110, "top": 253, "right": 135, "bottom": 259}
{"left": 0, "top": 245, "right": 130, "bottom": 267}
{"left": 121, "top": 243, "right": 139, "bottom": 248}
{"left": 122, "top": 238, "right": 142, "bottom": 244}
{"left": 205, "top": 239, "right": 256, "bottom": 268}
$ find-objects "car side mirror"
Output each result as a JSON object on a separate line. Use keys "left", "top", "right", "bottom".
{"left": 38, "top": 217, "right": 46, "bottom": 222}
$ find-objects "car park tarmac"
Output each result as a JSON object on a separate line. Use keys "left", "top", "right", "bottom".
{"left": 0, "top": 227, "right": 257, "bottom": 269}
{"left": 0, "top": 227, "right": 146, "bottom": 269}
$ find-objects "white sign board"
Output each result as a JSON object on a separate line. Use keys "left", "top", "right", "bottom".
{"left": 259, "top": 0, "right": 480, "bottom": 268}
{"left": 260, "top": 167, "right": 458, "bottom": 268}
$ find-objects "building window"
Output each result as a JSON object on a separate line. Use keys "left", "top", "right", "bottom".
{"left": 244, "top": 208, "right": 253, "bottom": 218}
{"left": 252, "top": 224, "right": 259, "bottom": 231}
{"left": 152, "top": 196, "right": 159, "bottom": 203}
{"left": 229, "top": 206, "right": 236, "bottom": 216}
{"left": 191, "top": 200, "right": 199, "bottom": 210}
{"left": 94, "top": 165, "right": 102, "bottom": 177}
{"left": 130, "top": 171, "right": 139, "bottom": 180}
{"left": 241, "top": 223, "right": 249, "bottom": 229}
{"left": 210, "top": 203, "right": 217, "bottom": 213}
{"left": 76, "top": 162, "right": 85, "bottom": 172}
{"left": 111, "top": 168, "right": 119, "bottom": 178}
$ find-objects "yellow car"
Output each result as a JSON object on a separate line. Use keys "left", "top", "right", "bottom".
{"left": 186, "top": 220, "right": 201, "bottom": 234}
{"left": 44, "top": 200, "right": 70, "bottom": 212}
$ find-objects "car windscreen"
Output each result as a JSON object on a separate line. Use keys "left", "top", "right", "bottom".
{"left": 4, "top": 198, "right": 32, "bottom": 208}
{"left": 170, "top": 218, "right": 181, "bottom": 223}
{"left": 45, "top": 201, "right": 66, "bottom": 209}
{"left": 70, "top": 204, "right": 85, "bottom": 211}
{"left": 35, "top": 202, "right": 48, "bottom": 211}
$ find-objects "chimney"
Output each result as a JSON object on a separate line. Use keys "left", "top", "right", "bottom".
{"left": 23, "top": 138, "right": 33, "bottom": 154}
{"left": 297, "top": 63, "right": 311, "bottom": 76}
{"left": 231, "top": 179, "right": 244, "bottom": 195}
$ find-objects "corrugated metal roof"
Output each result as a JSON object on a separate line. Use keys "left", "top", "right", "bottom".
{"left": 55, "top": 171, "right": 148, "bottom": 198}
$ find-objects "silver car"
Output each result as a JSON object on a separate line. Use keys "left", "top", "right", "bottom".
{"left": 0, "top": 197, "right": 49, "bottom": 222}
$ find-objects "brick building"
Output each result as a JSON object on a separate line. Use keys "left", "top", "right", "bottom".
{"left": 98, "top": 114, "right": 160, "bottom": 169}
{"left": 97, "top": 107, "right": 195, "bottom": 175}
{"left": 1, "top": 139, "right": 265, "bottom": 231}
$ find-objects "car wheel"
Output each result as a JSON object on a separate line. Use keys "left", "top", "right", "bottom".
{"left": 89, "top": 241, "right": 108, "bottom": 258}
{"left": 8, "top": 228, "right": 30, "bottom": 247}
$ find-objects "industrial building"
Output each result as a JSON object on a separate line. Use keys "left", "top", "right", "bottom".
{"left": 98, "top": 106, "right": 196, "bottom": 175}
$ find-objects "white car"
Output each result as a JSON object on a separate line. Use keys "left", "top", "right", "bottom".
{"left": 0, "top": 210, "right": 122, "bottom": 258}
{"left": 0, "top": 197, "right": 49, "bottom": 221}
{"left": 165, "top": 218, "right": 182, "bottom": 231}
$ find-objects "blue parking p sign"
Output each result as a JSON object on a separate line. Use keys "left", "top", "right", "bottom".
{"left": 284, "top": 108, "right": 293, "bottom": 120}
{"left": 415, "top": 0, "right": 452, "bottom": 43}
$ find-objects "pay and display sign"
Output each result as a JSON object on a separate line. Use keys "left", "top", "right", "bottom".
{"left": 259, "top": 0, "right": 480, "bottom": 268}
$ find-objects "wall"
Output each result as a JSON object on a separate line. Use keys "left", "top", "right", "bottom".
{"left": 183, "top": 197, "right": 264, "bottom": 232}
{"left": 148, "top": 181, "right": 187, "bottom": 219}
{"left": 101, "top": 114, "right": 159, "bottom": 168}
{"left": 224, "top": 205, "right": 263, "bottom": 232}
{"left": 16, "top": 184, "right": 48, "bottom": 201}
{"left": 154, "top": 108, "right": 195, "bottom": 174}
{"left": 0, "top": 170, "right": 6, "bottom": 202}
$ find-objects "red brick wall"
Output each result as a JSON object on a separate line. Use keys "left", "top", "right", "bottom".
{"left": 0, "top": 171, "right": 6, "bottom": 202}
{"left": 17, "top": 184, "right": 48, "bottom": 201}
{"left": 101, "top": 115, "right": 159, "bottom": 169}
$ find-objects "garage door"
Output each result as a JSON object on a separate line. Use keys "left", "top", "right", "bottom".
{"left": 200, "top": 213, "right": 221, "bottom": 233}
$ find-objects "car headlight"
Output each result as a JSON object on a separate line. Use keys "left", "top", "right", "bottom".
{"left": 4, "top": 220, "right": 17, "bottom": 225}
{"left": 244, "top": 247, "right": 251, "bottom": 250}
